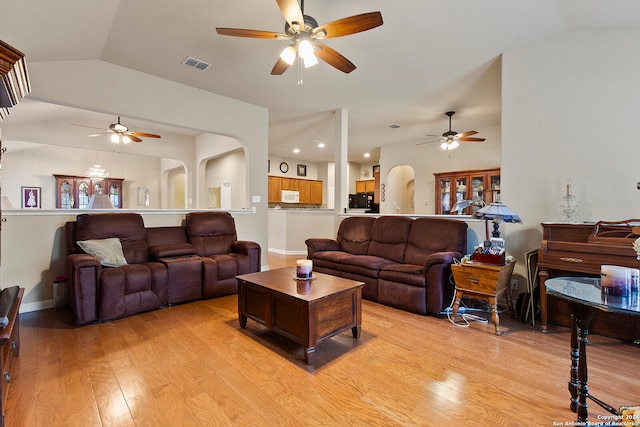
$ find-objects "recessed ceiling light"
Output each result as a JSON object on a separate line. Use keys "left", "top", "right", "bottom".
{"left": 364, "top": 153, "right": 370, "bottom": 158}
{"left": 318, "top": 142, "right": 325, "bottom": 148}
{"left": 293, "top": 148, "right": 300, "bottom": 153}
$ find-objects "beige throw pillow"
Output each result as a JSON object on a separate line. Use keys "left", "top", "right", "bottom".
{"left": 77, "top": 238, "right": 128, "bottom": 267}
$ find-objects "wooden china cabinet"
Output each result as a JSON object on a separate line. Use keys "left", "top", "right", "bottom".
{"left": 434, "top": 168, "right": 500, "bottom": 215}
{"left": 53, "top": 174, "right": 124, "bottom": 209}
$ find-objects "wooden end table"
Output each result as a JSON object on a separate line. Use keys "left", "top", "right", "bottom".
{"left": 236, "top": 267, "right": 364, "bottom": 364}
{"left": 450, "top": 261, "right": 516, "bottom": 335}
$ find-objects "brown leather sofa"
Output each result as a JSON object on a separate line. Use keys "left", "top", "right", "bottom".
{"left": 305, "top": 216, "right": 467, "bottom": 315}
{"left": 65, "top": 212, "right": 260, "bottom": 325}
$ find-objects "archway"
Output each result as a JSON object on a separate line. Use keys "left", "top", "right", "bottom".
{"left": 386, "top": 165, "right": 415, "bottom": 214}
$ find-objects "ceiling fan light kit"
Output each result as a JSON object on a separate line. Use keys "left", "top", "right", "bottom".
{"left": 216, "top": 0, "right": 383, "bottom": 76}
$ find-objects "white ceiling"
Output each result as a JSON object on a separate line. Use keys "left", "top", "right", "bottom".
{"left": 2, "top": 0, "right": 640, "bottom": 162}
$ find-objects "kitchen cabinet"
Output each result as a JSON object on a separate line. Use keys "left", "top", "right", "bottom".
{"left": 434, "top": 168, "right": 500, "bottom": 215}
{"left": 268, "top": 177, "right": 282, "bottom": 203}
{"left": 53, "top": 174, "right": 124, "bottom": 209}
{"left": 355, "top": 180, "right": 375, "bottom": 194}
{"left": 268, "top": 176, "right": 323, "bottom": 205}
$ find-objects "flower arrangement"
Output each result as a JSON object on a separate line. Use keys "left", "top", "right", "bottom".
{"left": 633, "top": 237, "right": 640, "bottom": 260}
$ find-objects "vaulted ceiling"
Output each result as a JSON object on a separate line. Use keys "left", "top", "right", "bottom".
{"left": 2, "top": 0, "right": 640, "bottom": 162}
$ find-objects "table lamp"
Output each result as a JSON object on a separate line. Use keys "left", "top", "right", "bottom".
{"left": 472, "top": 202, "right": 521, "bottom": 239}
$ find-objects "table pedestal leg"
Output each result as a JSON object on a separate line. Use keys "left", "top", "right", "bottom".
{"left": 569, "top": 311, "right": 579, "bottom": 413}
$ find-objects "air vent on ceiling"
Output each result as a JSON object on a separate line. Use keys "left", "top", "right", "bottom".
{"left": 183, "top": 56, "right": 211, "bottom": 71}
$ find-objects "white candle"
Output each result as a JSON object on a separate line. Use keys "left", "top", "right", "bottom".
{"left": 566, "top": 178, "right": 572, "bottom": 197}
{"left": 296, "top": 259, "right": 313, "bottom": 279}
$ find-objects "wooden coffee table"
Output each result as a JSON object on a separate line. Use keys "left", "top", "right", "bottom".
{"left": 236, "top": 267, "right": 364, "bottom": 364}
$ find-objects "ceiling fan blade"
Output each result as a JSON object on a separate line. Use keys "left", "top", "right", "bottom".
{"left": 88, "top": 133, "right": 107, "bottom": 137}
{"left": 215, "top": 28, "right": 287, "bottom": 39}
{"left": 72, "top": 123, "right": 107, "bottom": 131}
{"left": 127, "top": 135, "right": 143, "bottom": 143}
{"left": 313, "top": 42, "right": 356, "bottom": 74}
{"left": 416, "top": 138, "right": 440, "bottom": 146}
{"left": 313, "top": 12, "right": 383, "bottom": 38}
{"left": 276, "top": 0, "right": 305, "bottom": 31}
{"left": 271, "top": 57, "right": 292, "bottom": 75}
{"left": 128, "top": 131, "right": 161, "bottom": 139}
{"left": 457, "top": 130, "right": 477, "bottom": 138}
{"left": 459, "top": 137, "right": 486, "bottom": 142}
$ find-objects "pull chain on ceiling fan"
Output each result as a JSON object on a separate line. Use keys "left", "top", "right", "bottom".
{"left": 215, "top": 0, "right": 383, "bottom": 76}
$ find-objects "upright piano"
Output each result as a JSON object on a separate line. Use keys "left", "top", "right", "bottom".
{"left": 538, "top": 220, "right": 640, "bottom": 342}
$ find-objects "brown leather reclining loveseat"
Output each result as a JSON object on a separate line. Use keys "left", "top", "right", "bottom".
{"left": 65, "top": 211, "right": 260, "bottom": 325}
{"left": 305, "top": 216, "right": 467, "bottom": 315}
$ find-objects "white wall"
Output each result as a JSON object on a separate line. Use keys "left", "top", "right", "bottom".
{"left": 502, "top": 29, "right": 640, "bottom": 277}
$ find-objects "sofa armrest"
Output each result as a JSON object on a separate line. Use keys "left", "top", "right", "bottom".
{"left": 422, "top": 251, "right": 463, "bottom": 272}
{"left": 305, "top": 238, "right": 340, "bottom": 257}
{"left": 66, "top": 253, "right": 102, "bottom": 325}
{"left": 149, "top": 243, "right": 196, "bottom": 259}
{"left": 232, "top": 240, "right": 262, "bottom": 271}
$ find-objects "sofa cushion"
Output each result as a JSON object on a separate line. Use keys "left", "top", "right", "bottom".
{"left": 186, "top": 212, "right": 238, "bottom": 256}
{"left": 379, "top": 263, "right": 426, "bottom": 287}
{"left": 75, "top": 213, "right": 149, "bottom": 263}
{"left": 313, "top": 251, "right": 395, "bottom": 278}
{"left": 337, "top": 216, "right": 375, "bottom": 255}
{"left": 77, "top": 238, "right": 128, "bottom": 267}
{"left": 404, "top": 217, "right": 467, "bottom": 265}
{"left": 367, "top": 216, "right": 413, "bottom": 263}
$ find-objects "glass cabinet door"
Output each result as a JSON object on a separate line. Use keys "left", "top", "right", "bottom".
{"left": 489, "top": 174, "right": 501, "bottom": 203}
{"left": 455, "top": 177, "right": 467, "bottom": 210}
{"left": 77, "top": 180, "right": 90, "bottom": 209}
{"left": 470, "top": 175, "right": 484, "bottom": 214}
{"left": 109, "top": 184, "right": 120, "bottom": 208}
{"left": 59, "top": 179, "right": 73, "bottom": 209}
{"left": 440, "top": 178, "right": 451, "bottom": 214}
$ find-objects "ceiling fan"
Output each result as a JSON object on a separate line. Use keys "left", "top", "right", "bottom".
{"left": 418, "top": 111, "right": 486, "bottom": 150}
{"left": 73, "top": 116, "right": 161, "bottom": 144}
{"left": 215, "top": 0, "right": 383, "bottom": 75}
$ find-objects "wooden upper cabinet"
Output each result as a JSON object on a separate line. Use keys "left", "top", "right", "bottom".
{"left": 268, "top": 176, "right": 282, "bottom": 203}
{"left": 310, "top": 180, "right": 323, "bottom": 205}
{"left": 355, "top": 180, "right": 375, "bottom": 194}
{"left": 268, "top": 176, "right": 323, "bottom": 205}
{"left": 298, "top": 180, "right": 311, "bottom": 204}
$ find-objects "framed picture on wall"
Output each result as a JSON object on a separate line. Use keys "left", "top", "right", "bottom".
{"left": 21, "top": 186, "right": 41, "bottom": 209}
{"left": 297, "top": 164, "right": 307, "bottom": 177}
{"left": 373, "top": 165, "right": 380, "bottom": 174}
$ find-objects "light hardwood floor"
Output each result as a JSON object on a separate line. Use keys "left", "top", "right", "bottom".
{"left": 5, "top": 253, "right": 640, "bottom": 426}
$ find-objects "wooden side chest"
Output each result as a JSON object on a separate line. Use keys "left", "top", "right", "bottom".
{"left": 0, "top": 288, "right": 23, "bottom": 427}
{"left": 451, "top": 261, "right": 515, "bottom": 335}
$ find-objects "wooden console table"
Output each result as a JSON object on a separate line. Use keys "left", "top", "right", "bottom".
{"left": 0, "top": 287, "right": 23, "bottom": 427}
